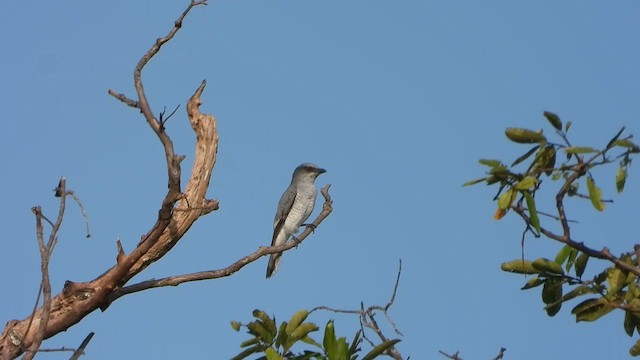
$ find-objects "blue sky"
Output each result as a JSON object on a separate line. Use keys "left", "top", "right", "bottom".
{"left": 1, "top": 1, "right": 639, "bottom": 359}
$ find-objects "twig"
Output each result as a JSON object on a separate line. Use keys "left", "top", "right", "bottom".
{"left": 68, "top": 190, "right": 91, "bottom": 238}
{"left": 159, "top": 104, "right": 181, "bottom": 130}
{"left": 438, "top": 350, "right": 463, "bottom": 360}
{"left": 69, "top": 332, "right": 95, "bottom": 360}
{"left": 533, "top": 209, "right": 578, "bottom": 223}
{"left": 492, "top": 347, "right": 507, "bottom": 360}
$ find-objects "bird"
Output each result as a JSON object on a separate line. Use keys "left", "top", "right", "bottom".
{"left": 266, "top": 163, "right": 326, "bottom": 278}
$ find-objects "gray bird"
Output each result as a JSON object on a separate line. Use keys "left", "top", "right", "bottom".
{"left": 266, "top": 163, "right": 326, "bottom": 278}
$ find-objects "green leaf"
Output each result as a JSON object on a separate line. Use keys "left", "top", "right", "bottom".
{"left": 348, "top": 330, "right": 362, "bottom": 355}
{"left": 240, "top": 337, "right": 261, "bottom": 348}
{"left": 613, "top": 139, "right": 638, "bottom": 149}
{"left": 607, "top": 126, "right": 626, "bottom": 149}
{"left": 565, "top": 121, "right": 572, "bottom": 132}
{"left": 571, "top": 298, "right": 615, "bottom": 322}
{"left": 501, "top": 260, "right": 539, "bottom": 275}
{"left": 511, "top": 145, "right": 540, "bottom": 167}
{"left": 561, "top": 285, "right": 595, "bottom": 303}
{"left": 542, "top": 278, "right": 563, "bottom": 316}
{"left": 625, "top": 310, "right": 639, "bottom": 337}
{"left": 616, "top": 166, "right": 627, "bottom": 193}
{"left": 253, "top": 310, "right": 277, "bottom": 336}
{"left": 594, "top": 269, "right": 608, "bottom": 285}
{"left": 523, "top": 191, "right": 540, "bottom": 233}
{"left": 554, "top": 245, "right": 572, "bottom": 266}
{"left": 285, "top": 310, "right": 310, "bottom": 335}
{"left": 275, "top": 322, "right": 288, "bottom": 349}
{"left": 630, "top": 338, "right": 640, "bottom": 356}
{"left": 542, "top": 145, "right": 557, "bottom": 176}
{"left": 248, "top": 321, "right": 274, "bottom": 343}
{"left": 532, "top": 258, "right": 565, "bottom": 275}
{"left": 564, "top": 146, "right": 598, "bottom": 154}
{"left": 627, "top": 283, "right": 640, "bottom": 302}
{"left": 323, "top": 321, "right": 337, "bottom": 358}
{"left": 545, "top": 303, "right": 562, "bottom": 317}
{"left": 479, "top": 159, "right": 503, "bottom": 168}
{"left": 361, "top": 339, "right": 402, "bottom": 360}
{"left": 576, "top": 253, "right": 589, "bottom": 278}
{"left": 505, "top": 128, "right": 547, "bottom": 144}
{"left": 542, "top": 278, "right": 562, "bottom": 304}
{"left": 543, "top": 111, "right": 563, "bottom": 130}
{"left": 301, "top": 335, "right": 324, "bottom": 350}
{"left": 607, "top": 268, "right": 629, "bottom": 297}
{"left": 289, "top": 323, "right": 319, "bottom": 343}
{"left": 565, "top": 248, "right": 578, "bottom": 273}
{"left": 265, "top": 347, "right": 283, "bottom": 360}
{"left": 515, "top": 177, "right": 538, "bottom": 190}
{"left": 497, "top": 188, "right": 516, "bottom": 210}
{"left": 586, "top": 176, "right": 606, "bottom": 211}
{"left": 521, "top": 277, "right": 545, "bottom": 290}
{"left": 231, "top": 320, "right": 242, "bottom": 332}
{"left": 334, "top": 337, "right": 350, "bottom": 360}
{"left": 462, "top": 177, "right": 487, "bottom": 187}
{"left": 231, "top": 344, "right": 266, "bottom": 360}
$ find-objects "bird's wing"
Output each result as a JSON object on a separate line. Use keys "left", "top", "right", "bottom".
{"left": 271, "top": 187, "right": 297, "bottom": 246}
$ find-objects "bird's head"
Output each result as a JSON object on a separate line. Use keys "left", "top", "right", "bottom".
{"left": 292, "top": 162, "right": 326, "bottom": 182}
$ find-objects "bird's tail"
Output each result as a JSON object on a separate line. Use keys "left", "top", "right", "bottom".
{"left": 266, "top": 253, "right": 282, "bottom": 278}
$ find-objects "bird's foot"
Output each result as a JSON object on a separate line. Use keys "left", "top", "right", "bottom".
{"left": 291, "top": 235, "right": 302, "bottom": 248}
{"left": 302, "top": 223, "right": 317, "bottom": 233}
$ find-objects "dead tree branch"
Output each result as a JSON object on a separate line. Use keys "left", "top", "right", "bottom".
{"left": 0, "top": 3, "right": 214, "bottom": 358}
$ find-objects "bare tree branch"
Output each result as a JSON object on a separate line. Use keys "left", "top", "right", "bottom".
{"left": 69, "top": 332, "right": 94, "bottom": 360}
{"left": 311, "top": 259, "right": 403, "bottom": 360}
{"left": 492, "top": 347, "right": 507, "bottom": 360}
{"left": 438, "top": 350, "right": 463, "bottom": 360}
{"left": 0, "top": 3, "right": 212, "bottom": 358}
{"left": 67, "top": 190, "right": 91, "bottom": 239}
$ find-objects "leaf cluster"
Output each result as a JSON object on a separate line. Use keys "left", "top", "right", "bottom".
{"left": 230, "top": 309, "right": 400, "bottom": 360}
{"left": 466, "top": 111, "right": 640, "bottom": 355}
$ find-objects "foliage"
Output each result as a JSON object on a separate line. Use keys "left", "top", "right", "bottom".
{"left": 230, "top": 309, "right": 401, "bottom": 360}
{"left": 466, "top": 111, "right": 640, "bottom": 355}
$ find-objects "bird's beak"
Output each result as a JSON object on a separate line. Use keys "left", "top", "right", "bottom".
{"left": 318, "top": 168, "right": 327, "bottom": 174}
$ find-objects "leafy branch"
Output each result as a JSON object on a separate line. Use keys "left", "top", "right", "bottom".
{"left": 466, "top": 111, "right": 640, "bottom": 355}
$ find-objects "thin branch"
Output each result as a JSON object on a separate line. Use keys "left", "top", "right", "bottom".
{"left": 492, "top": 347, "right": 507, "bottom": 360}
{"left": 512, "top": 203, "right": 640, "bottom": 277}
{"left": 159, "top": 104, "right": 181, "bottom": 130}
{"left": 69, "top": 332, "right": 94, "bottom": 360}
{"left": 106, "top": 90, "right": 138, "bottom": 108}
{"left": 68, "top": 190, "right": 91, "bottom": 239}
{"left": 33, "top": 348, "right": 76, "bottom": 354}
{"left": 533, "top": 209, "right": 578, "bottom": 223}
{"left": 310, "top": 259, "right": 404, "bottom": 360}
{"left": 438, "top": 350, "right": 463, "bottom": 360}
